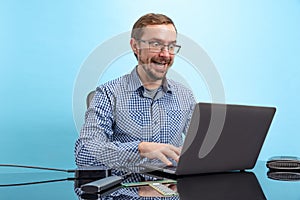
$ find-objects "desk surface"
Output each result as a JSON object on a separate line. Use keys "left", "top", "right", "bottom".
{"left": 0, "top": 161, "right": 299, "bottom": 199}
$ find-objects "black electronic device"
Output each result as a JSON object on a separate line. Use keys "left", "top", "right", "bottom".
{"left": 267, "top": 170, "right": 300, "bottom": 181}
{"left": 80, "top": 175, "right": 123, "bottom": 193}
{"left": 266, "top": 156, "right": 300, "bottom": 171}
{"left": 74, "top": 166, "right": 111, "bottom": 188}
{"left": 141, "top": 103, "right": 276, "bottom": 177}
{"left": 80, "top": 185, "right": 122, "bottom": 199}
{"left": 176, "top": 171, "right": 266, "bottom": 200}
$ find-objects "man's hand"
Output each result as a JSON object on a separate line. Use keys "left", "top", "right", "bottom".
{"left": 138, "top": 142, "right": 181, "bottom": 166}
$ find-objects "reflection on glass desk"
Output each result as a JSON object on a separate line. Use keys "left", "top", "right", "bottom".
{"left": 1, "top": 161, "right": 300, "bottom": 199}
{"left": 76, "top": 172, "right": 264, "bottom": 200}
{"left": 177, "top": 172, "right": 265, "bottom": 200}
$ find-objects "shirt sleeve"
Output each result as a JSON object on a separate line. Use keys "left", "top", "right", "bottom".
{"left": 74, "top": 87, "right": 144, "bottom": 170}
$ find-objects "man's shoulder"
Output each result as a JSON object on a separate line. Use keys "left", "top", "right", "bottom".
{"left": 98, "top": 74, "right": 130, "bottom": 91}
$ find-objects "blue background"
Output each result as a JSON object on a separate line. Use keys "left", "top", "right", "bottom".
{"left": 1, "top": 0, "right": 300, "bottom": 171}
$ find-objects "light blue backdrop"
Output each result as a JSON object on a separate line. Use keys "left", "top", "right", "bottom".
{"left": 1, "top": 0, "right": 299, "bottom": 171}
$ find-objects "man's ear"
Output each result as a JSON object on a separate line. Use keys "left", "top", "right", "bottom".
{"left": 130, "top": 38, "right": 138, "bottom": 54}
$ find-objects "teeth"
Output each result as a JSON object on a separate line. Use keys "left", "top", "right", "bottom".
{"left": 154, "top": 61, "right": 166, "bottom": 65}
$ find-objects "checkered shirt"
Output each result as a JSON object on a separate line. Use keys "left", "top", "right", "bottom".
{"left": 75, "top": 66, "right": 196, "bottom": 170}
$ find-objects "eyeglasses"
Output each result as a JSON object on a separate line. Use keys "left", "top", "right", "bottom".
{"left": 138, "top": 39, "right": 181, "bottom": 55}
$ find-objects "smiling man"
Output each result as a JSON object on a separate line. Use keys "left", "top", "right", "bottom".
{"left": 75, "top": 13, "right": 196, "bottom": 171}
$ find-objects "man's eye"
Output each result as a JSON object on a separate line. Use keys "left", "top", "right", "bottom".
{"left": 169, "top": 44, "right": 175, "bottom": 50}
{"left": 151, "top": 42, "right": 161, "bottom": 47}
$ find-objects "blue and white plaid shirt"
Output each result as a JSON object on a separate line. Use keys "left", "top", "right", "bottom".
{"left": 75, "top": 66, "right": 196, "bottom": 170}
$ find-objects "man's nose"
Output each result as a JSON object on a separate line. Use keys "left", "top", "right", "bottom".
{"left": 159, "top": 46, "right": 171, "bottom": 57}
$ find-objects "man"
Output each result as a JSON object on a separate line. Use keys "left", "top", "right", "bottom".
{"left": 75, "top": 13, "right": 196, "bottom": 170}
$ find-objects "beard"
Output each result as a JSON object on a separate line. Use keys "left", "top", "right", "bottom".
{"left": 138, "top": 54, "right": 174, "bottom": 81}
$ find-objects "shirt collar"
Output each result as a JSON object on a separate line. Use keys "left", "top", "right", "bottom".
{"left": 126, "top": 66, "right": 143, "bottom": 91}
{"left": 126, "top": 66, "right": 173, "bottom": 94}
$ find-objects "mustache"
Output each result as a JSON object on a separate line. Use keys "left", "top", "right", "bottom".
{"left": 151, "top": 57, "right": 171, "bottom": 64}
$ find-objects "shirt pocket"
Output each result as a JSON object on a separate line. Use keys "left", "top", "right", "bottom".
{"left": 115, "top": 109, "right": 148, "bottom": 138}
{"left": 167, "top": 109, "right": 190, "bottom": 134}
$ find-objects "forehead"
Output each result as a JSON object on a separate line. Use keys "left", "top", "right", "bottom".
{"left": 141, "top": 24, "right": 177, "bottom": 42}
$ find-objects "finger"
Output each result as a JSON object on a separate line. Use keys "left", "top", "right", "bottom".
{"left": 162, "top": 148, "right": 180, "bottom": 162}
{"left": 178, "top": 146, "right": 182, "bottom": 152}
{"left": 156, "top": 152, "right": 173, "bottom": 166}
{"left": 168, "top": 145, "right": 181, "bottom": 156}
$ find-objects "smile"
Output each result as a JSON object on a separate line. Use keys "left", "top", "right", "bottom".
{"left": 152, "top": 60, "right": 168, "bottom": 66}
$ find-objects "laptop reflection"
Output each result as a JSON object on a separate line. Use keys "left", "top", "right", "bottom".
{"left": 177, "top": 172, "right": 266, "bottom": 200}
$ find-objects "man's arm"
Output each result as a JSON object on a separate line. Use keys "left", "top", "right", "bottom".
{"left": 75, "top": 87, "right": 143, "bottom": 169}
{"left": 75, "top": 83, "right": 196, "bottom": 168}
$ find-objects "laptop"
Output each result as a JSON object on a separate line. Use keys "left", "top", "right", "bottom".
{"left": 141, "top": 102, "right": 276, "bottom": 177}
{"left": 177, "top": 171, "right": 266, "bottom": 200}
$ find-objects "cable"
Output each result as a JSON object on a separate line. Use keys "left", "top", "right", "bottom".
{"left": 0, "top": 178, "right": 75, "bottom": 187}
{"left": 0, "top": 164, "right": 77, "bottom": 187}
{"left": 0, "top": 164, "right": 134, "bottom": 188}
{"left": 0, "top": 164, "right": 75, "bottom": 173}
{"left": 0, "top": 163, "right": 115, "bottom": 188}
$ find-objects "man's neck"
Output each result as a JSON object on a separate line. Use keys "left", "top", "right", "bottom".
{"left": 136, "top": 65, "right": 163, "bottom": 90}
{"left": 142, "top": 82, "right": 161, "bottom": 90}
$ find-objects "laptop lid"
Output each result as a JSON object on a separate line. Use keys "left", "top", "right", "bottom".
{"left": 175, "top": 103, "right": 276, "bottom": 175}
{"left": 177, "top": 171, "right": 266, "bottom": 200}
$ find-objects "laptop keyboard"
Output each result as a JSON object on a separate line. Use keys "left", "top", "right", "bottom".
{"left": 164, "top": 165, "right": 177, "bottom": 171}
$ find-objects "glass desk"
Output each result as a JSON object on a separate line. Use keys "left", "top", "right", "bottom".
{"left": 1, "top": 161, "right": 300, "bottom": 199}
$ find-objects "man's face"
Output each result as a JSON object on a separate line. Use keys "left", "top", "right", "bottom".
{"left": 135, "top": 24, "right": 177, "bottom": 82}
